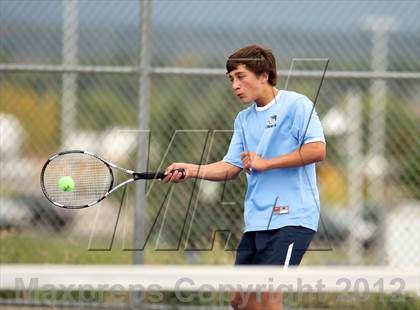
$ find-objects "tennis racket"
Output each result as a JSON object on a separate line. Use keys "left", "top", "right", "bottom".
{"left": 40, "top": 150, "right": 184, "bottom": 209}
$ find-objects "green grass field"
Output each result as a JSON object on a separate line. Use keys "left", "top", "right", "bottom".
{"left": 0, "top": 231, "right": 235, "bottom": 264}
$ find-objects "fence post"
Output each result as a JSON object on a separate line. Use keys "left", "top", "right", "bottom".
{"left": 346, "top": 90, "right": 364, "bottom": 264}
{"left": 364, "top": 16, "right": 398, "bottom": 265}
{"left": 61, "top": 0, "right": 78, "bottom": 145}
{"left": 133, "top": 0, "right": 153, "bottom": 265}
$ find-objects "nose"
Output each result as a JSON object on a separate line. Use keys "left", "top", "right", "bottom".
{"left": 232, "top": 79, "right": 240, "bottom": 91}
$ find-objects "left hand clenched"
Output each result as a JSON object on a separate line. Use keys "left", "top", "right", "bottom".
{"left": 240, "top": 152, "right": 269, "bottom": 173}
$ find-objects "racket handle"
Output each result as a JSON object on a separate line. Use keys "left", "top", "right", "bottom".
{"left": 134, "top": 168, "right": 185, "bottom": 180}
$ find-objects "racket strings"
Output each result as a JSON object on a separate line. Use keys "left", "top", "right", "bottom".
{"left": 42, "top": 153, "right": 112, "bottom": 207}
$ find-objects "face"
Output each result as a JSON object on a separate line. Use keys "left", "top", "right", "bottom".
{"left": 228, "top": 64, "right": 266, "bottom": 104}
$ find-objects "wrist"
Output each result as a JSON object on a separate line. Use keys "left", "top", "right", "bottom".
{"left": 264, "top": 159, "right": 272, "bottom": 171}
{"left": 189, "top": 164, "right": 200, "bottom": 178}
{"left": 264, "top": 157, "right": 284, "bottom": 170}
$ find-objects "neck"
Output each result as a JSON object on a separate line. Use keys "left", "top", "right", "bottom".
{"left": 255, "top": 87, "right": 278, "bottom": 107}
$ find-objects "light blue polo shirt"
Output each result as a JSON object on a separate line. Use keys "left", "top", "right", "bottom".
{"left": 223, "top": 90, "right": 325, "bottom": 232}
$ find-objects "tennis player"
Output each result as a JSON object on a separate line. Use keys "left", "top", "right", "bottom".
{"left": 163, "top": 45, "right": 326, "bottom": 310}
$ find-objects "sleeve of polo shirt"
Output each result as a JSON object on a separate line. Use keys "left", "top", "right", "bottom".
{"left": 222, "top": 114, "right": 244, "bottom": 168}
{"left": 291, "top": 96, "right": 326, "bottom": 145}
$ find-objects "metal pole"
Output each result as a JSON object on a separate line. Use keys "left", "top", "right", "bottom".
{"left": 346, "top": 90, "right": 364, "bottom": 264}
{"left": 133, "top": 0, "right": 153, "bottom": 265}
{"left": 2, "top": 63, "right": 418, "bottom": 80}
{"left": 61, "top": 0, "right": 78, "bottom": 145}
{"left": 364, "top": 17, "right": 398, "bottom": 265}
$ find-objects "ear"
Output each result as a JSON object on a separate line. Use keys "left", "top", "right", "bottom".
{"left": 260, "top": 72, "right": 269, "bottom": 84}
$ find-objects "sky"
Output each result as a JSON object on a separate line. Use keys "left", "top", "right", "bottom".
{"left": 1, "top": 0, "right": 419, "bottom": 32}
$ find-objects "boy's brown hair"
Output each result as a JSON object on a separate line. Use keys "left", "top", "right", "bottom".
{"left": 226, "top": 45, "right": 277, "bottom": 86}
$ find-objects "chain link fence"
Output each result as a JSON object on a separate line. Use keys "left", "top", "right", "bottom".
{"left": 1, "top": 0, "right": 419, "bottom": 271}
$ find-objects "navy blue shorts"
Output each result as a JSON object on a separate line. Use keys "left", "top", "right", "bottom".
{"left": 234, "top": 226, "right": 316, "bottom": 266}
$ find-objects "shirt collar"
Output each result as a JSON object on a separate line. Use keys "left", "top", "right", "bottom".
{"left": 254, "top": 90, "right": 282, "bottom": 112}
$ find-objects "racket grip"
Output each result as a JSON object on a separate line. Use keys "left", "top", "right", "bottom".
{"left": 134, "top": 168, "right": 186, "bottom": 180}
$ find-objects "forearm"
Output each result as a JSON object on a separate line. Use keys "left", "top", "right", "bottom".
{"left": 189, "top": 161, "right": 241, "bottom": 181}
{"left": 266, "top": 142, "right": 326, "bottom": 169}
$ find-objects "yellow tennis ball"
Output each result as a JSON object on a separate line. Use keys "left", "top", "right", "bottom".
{"left": 58, "top": 176, "right": 75, "bottom": 192}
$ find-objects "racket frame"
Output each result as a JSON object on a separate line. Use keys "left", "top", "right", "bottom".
{"left": 40, "top": 150, "right": 179, "bottom": 209}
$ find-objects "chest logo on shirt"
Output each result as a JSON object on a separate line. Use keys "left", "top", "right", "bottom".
{"left": 266, "top": 115, "right": 277, "bottom": 128}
